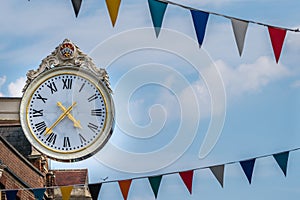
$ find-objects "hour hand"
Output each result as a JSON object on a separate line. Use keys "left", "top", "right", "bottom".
{"left": 57, "top": 102, "right": 82, "bottom": 129}
{"left": 44, "top": 102, "right": 77, "bottom": 135}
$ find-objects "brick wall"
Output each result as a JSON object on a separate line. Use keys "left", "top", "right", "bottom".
{"left": 0, "top": 126, "right": 31, "bottom": 157}
{"left": 0, "top": 137, "right": 44, "bottom": 189}
{"left": 1, "top": 173, "right": 35, "bottom": 200}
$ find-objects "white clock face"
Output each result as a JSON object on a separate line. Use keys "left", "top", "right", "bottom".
{"left": 20, "top": 67, "right": 114, "bottom": 161}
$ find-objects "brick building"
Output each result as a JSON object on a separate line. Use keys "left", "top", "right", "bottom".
{"left": 0, "top": 97, "right": 92, "bottom": 199}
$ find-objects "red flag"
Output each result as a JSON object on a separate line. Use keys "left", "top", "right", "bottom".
{"left": 118, "top": 179, "right": 132, "bottom": 200}
{"left": 179, "top": 170, "right": 194, "bottom": 194}
{"left": 268, "top": 26, "right": 287, "bottom": 63}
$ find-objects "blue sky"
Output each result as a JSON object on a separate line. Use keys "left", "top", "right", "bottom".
{"left": 1, "top": 0, "right": 300, "bottom": 199}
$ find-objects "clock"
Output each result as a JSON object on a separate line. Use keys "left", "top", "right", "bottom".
{"left": 20, "top": 66, "right": 114, "bottom": 161}
{"left": 19, "top": 39, "right": 114, "bottom": 162}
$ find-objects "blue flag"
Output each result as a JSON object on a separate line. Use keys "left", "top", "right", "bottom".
{"left": 5, "top": 190, "right": 18, "bottom": 200}
{"left": 148, "top": 175, "right": 162, "bottom": 198}
{"left": 148, "top": 0, "right": 168, "bottom": 37}
{"left": 240, "top": 159, "right": 256, "bottom": 184}
{"left": 71, "top": 0, "right": 82, "bottom": 17}
{"left": 33, "top": 188, "right": 46, "bottom": 200}
{"left": 88, "top": 183, "right": 102, "bottom": 200}
{"left": 273, "top": 151, "right": 289, "bottom": 176}
{"left": 190, "top": 10, "right": 209, "bottom": 47}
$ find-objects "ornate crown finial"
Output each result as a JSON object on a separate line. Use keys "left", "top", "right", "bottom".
{"left": 22, "top": 39, "right": 112, "bottom": 93}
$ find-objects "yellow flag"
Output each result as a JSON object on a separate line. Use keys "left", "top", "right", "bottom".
{"left": 105, "top": 0, "right": 121, "bottom": 27}
{"left": 60, "top": 186, "right": 73, "bottom": 200}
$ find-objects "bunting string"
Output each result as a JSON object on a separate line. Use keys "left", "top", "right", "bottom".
{"left": 67, "top": 0, "right": 300, "bottom": 32}
{"left": 29, "top": 0, "right": 300, "bottom": 62}
{"left": 0, "top": 146, "right": 298, "bottom": 199}
{"left": 155, "top": 0, "right": 300, "bottom": 33}
{"left": 148, "top": 0, "right": 299, "bottom": 62}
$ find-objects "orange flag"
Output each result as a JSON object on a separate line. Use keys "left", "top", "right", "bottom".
{"left": 118, "top": 179, "right": 132, "bottom": 200}
{"left": 60, "top": 186, "right": 73, "bottom": 200}
{"left": 105, "top": 0, "right": 121, "bottom": 27}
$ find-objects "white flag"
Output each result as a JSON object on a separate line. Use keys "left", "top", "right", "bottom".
{"left": 231, "top": 18, "right": 248, "bottom": 56}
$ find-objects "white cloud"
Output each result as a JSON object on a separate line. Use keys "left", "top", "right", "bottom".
{"left": 123, "top": 56, "right": 291, "bottom": 121}
{"left": 290, "top": 80, "right": 300, "bottom": 88}
{"left": 155, "top": 56, "right": 291, "bottom": 120}
{"left": 286, "top": 28, "right": 300, "bottom": 51}
{"left": 215, "top": 56, "right": 290, "bottom": 97}
{"left": 179, "top": 80, "right": 211, "bottom": 118}
{"left": 8, "top": 77, "right": 26, "bottom": 97}
{"left": 0, "top": 76, "right": 6, "bottom": 97}
{"left": 0, "top": 76, "right": 6, "bottom": 87}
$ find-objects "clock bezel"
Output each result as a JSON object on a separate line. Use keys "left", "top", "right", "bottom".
{"left": 20, "top": 66, "right": 115, "bottom": 162}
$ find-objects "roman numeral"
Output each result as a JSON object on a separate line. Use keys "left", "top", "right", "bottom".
{"left": 34, "top": 121, "right": 46, "bottom": 134}
{"left": 46, "top": 82, "right": 58, "bottom": 94}
{"left": 62, "top": 78, "right": 72, "bottom": 90}
{"left": 63, "top": 137, "right": 71, "bottom": 147}
{"left": 79, "top": 134, "right": 86, "bottom": 144}
{"left": 46, "top": 132, "right": 57, "bottom": 145}
{"left": 88, "top": 122, "right": 98, "bottom": 134}
{"left": 36, "top": 94, "right": 47, "bottom": 103}
{"left": 79, "top": 83, "right": 85, "bottom": 92}
{"left": 88, "top": 94, "right": 98, "bottom": 102}
{"left": 32, "top": 109, "right": 43, "bottom": 117}
{"left": 91, "top": 109, "right": 103, "bottom": 116}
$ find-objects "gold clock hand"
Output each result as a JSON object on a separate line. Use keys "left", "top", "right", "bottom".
{"left": 57, "top": 101, "right": 82, "bottom": 129}
{"left": 45, "top": 102, "right": 77, "bottom": 135}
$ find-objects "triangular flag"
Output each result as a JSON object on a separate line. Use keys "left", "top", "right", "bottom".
{"left": 148, "top": 175, "right": 162, "bottom": 198}
{"left": 32, "top": 188, "right": 46, "bottom": 200}
{"left": 273, "top": 151, "right": 289, "bottom": 176}
{"left": 60, "top": 186, "right": 73, "bottom": 200}
{"left": 209, "top": 165, "right": 225, "bottom": 187}
{"left": 88, "top": 183, "right": 102, "bottom": 200}
{"left": 239, "top": 159, "right": 256, "bottom": 184}
{"left": 105, "top": 0, "right": 121, "bottom": 27}
{"left": 5, "top": 190, "right": 18, "bottom": 200}
{"left": 118, "top": 179, "right": 132, "bottom": 200}
{"left": 268, "top": 26, "right": 287, "bottom": 63}
{"left": 190, "top": 10, "right": 209, "bottom": 47}
{"left": 179, "top": 170, "right": 194, "bottom": 194}
{"left": 148, "top": 0, "right": 168, "bottom": 37}
{"left": 231, "top": 18, "right": 248, "bottom": 56}
{"left": 71, "top": 0, "right": 82, "bottom": 17}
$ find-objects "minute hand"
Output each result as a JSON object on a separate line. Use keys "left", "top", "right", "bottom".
{"left": 57, "top": 101, "right": 82, "bottom": 129}
{"left": 45, "top": 102, "right": 77, "bottom": 135}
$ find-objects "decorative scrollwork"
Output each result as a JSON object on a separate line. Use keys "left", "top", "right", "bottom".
{"left": 22, "top": 39, "right": 112, "bottom": 93}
